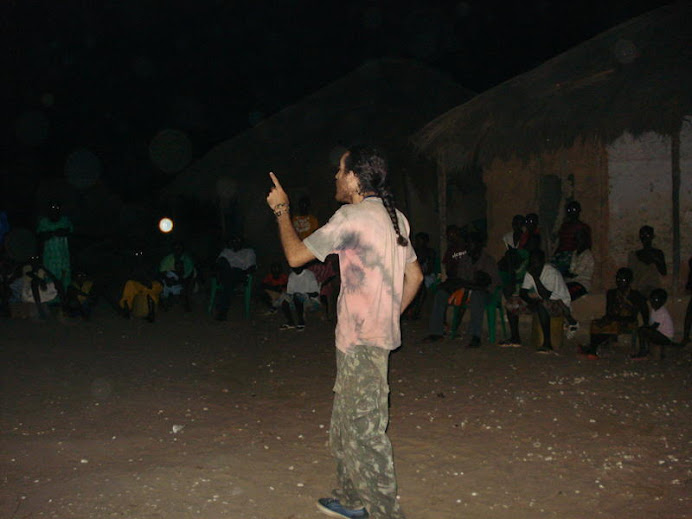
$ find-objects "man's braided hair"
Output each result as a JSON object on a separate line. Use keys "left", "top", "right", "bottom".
{"left": 345, "top": 145, "right": 408, "bottom": 247}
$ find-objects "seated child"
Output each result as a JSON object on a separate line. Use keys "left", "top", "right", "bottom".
{"left": 65, "top": 271, "right": 96, "bottom": 320}
{"left": 280, "top": 266, "right": 319, "bottom": 331}
{"left": 579, "top": 267, "right": 648, "bottom": 359}
{"left": 632, "top": 288, "right": 674, "bottom": 360}
{"left": 261, "top": 262, "right": 288, "bottom": 312}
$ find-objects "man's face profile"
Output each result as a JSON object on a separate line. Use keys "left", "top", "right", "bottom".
{"left": 334, "top": 152, "right": 357, "bottom": 204}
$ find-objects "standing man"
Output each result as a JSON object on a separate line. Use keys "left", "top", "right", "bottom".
{"left": 553, "top": 200, "right": 591, "bottom": 275}
{"left": 628, "top": 225, "right": 667, "bottom": 298}
{"left": 267, "top": 145, "right": 422, "bottom": 519}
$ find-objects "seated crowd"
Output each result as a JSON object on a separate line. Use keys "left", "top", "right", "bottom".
{"left": 416, "top": 200, "right": 686, "bottom": 361}
{"left": 1, "top": 193, "right": 690, "bottom": 362}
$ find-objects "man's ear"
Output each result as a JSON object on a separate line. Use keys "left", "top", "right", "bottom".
{"left": 348, "top": 171, "right": 362, "bottom": 193}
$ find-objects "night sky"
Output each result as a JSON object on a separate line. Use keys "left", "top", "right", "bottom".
{"left": 1, "top": 0, "right": 673, "bottom": 221}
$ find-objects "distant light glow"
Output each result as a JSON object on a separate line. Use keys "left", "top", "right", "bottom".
{"left": 159, "top": 218, "right": 174, "bottom": 233}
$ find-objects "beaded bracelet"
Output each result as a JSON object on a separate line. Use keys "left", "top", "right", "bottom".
{"left": 273, "top": 203, "right": 289, "bottom": 217}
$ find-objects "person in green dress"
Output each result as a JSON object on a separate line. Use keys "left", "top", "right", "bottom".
{"left": 36, "top": 201, "right": 73, "bottom": 291}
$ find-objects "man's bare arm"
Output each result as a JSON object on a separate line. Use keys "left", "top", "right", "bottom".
{"left": 275, "top": 211, "right": 316, "bottom": 267}
{"left": 266, "top": 172, "right": 316, "bottom": 267}
{"left": 400, "top": 260, "right": 423, "bottom": 314}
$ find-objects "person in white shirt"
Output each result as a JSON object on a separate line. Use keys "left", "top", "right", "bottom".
{"left": 564, "top": 229, "right": 594, "bottom": 301}
{"left": 280, "top": 266, "right": 320, "bottom": 330}
{"left": 633, "top": 288, "right": 674, "bottom": 360}
{"left": 502, "top": 214, "right": 525, "bottom": 250}
{"left": 214, "top": 236, "right": 256, "bottom": 321}
{"left": 503, "top": 249, "right": 577, "bottom": 353}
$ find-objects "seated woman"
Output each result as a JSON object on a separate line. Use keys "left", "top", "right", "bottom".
{"left": 159, "top": 242, "right": 196, "bottom": 312}
{"left": 120, "top": 249, "right": 162, "bottom": 322}
{"left": 9, "top": 255, "right": 65, "bottom": 320}
{"left": 214, "top": 236, "right": 256, "bottom": 321}
{"left": 579, "top": 267, "right": 648, "bottom": 359}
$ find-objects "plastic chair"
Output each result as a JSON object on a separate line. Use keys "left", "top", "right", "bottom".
{"left": 207, "top": 273, "right": 253, "bottom": 319}
{"left": 427, "top": 255, "right": 443, "bottom": 294}
{"left": 448, "top": 286, "right": 507, "bottom": 343}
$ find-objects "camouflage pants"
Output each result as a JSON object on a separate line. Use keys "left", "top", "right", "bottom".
{"left": 330, "top": 345, "right": 405, "bottom": 519}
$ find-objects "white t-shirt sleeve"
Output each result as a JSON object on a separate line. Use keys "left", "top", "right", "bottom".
{"left": 521, "top": 272, "right": 535, "bottom": 291}
{"left": 303, "top": 208, "right": 347, "bottom": 262}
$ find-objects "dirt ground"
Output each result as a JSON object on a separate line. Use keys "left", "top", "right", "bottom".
{"left": 1, "top": 295, "right": 690, "bottom": 519}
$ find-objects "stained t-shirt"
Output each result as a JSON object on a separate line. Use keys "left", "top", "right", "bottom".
{"left": 303, "top": 198, "right": 416, "bottom": 353}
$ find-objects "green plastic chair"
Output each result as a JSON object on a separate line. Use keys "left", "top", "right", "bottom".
{"left": 207, "top": 273, "right": 253, "bottom": 319}
{"left": 448, "top": 285, "right": 507, "bottom": 343}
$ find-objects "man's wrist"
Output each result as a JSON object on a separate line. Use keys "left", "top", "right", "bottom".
{"left": 272, "top": 202, "right": 290, "bottom": 217}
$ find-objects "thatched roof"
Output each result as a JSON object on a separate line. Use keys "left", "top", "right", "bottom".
{"left": 161, "top": 58, "right": 474, "bottom": 203}
{"left": 413, "top": 2, "right": 692, "bottom": 178}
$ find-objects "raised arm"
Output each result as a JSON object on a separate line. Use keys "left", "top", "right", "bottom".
{"left": 266, "top": 172, "right": 315, "bottom": 267}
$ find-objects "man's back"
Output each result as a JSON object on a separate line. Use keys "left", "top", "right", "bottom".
{"left": 304, "top": 198, "right": 416, "bottom": 352}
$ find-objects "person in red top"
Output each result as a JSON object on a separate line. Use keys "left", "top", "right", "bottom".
{"left": 518, "top": 213, "right": 541, "bottom": 251}
{"left": 291, "top": 196, "right": 319, "bottom": 239}
{"left": 553, "top": 201, "right": 591, "bottom": 275}
{"left": 423, "top": 225, "right": 469, "bottom": 342}
{"left": 260, "top": 262, "right": 288, "bottom": 312}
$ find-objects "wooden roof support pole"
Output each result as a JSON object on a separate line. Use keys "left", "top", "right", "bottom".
{"left": 438, "top": 162, "right": 447, "bottom": 276}
{"left": 671, "top": 127, "right": 681, "bottom": 294}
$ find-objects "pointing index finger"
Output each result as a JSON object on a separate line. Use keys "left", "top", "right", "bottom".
{"left": 269, "top": 171, "right": 282, "bottom": 189}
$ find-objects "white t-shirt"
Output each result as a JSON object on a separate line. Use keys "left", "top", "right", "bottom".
{"left": 522, "top": 263, "right": 571, "bottom": 308}
{"left": 502, "top": 231, "right": 519, "bottom": 250}
{"left": 649, "top": 307, "right": 674, "bottom": 339}
{"left": 287, "top": 269, "right": 319, "bottom": 295}
{"left": 569, "top": 249, "right": 595, "bottom": 291}
{"left": 304, "top": 197, "right": 416, "bottom": 353}
{"left": 218, "top": 248, "right": 256, "bottom": 270}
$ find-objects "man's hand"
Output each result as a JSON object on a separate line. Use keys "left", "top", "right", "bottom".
{"left": 266, "top": 171, "right": 316, "bottom": 267}
{"left": 267, "top": 172, "right": 290, "bottom": 213}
